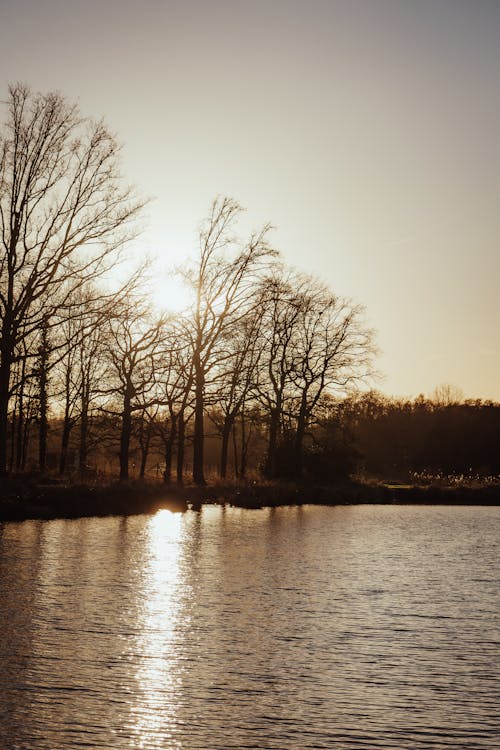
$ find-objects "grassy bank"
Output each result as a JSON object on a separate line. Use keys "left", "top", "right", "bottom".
{"left": 0, "top": 477, "right": 189, "bottom": 522}
{"left": 1, "top": 475, "right": 499, "bottom": 522}
{"left": 197, "top": 478, "right": 500, "bottom": 508}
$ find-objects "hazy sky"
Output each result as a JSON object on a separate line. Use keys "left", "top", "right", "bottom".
{"left": 1, "top": 0, "right": 499, "bottom": 399}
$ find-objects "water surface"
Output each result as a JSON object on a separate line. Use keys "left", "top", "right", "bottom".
{"left": 0, "top": 504, "right": 498, "bottom": 749}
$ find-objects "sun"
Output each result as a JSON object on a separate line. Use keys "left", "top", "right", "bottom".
{"left": 150, "top": 270, "right": 192, "bottom": 315}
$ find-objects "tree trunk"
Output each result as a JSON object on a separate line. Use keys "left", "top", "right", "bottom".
{"left": 0, "top": 343, "right": 13, "bottom": 476}
{"left": 139, "top": 426, "right": 151, "bottom": 478}
{"left": 192, "top": 357, "right": 205, "bottom": 485}
{"left": 37, "top": 319, "right": 50, "bottom": 474}
{"left": 293, "top": 394, "right": 308, "bottom": 478}
{"left": 79, "top": 371, "right": 91, "bottom": 478}
{"left": 38, "top": 366, "right": 48, "bottom": 474}
{"left": 232, "top": 421, "right": 239, "bottom": 479}
{"left": 264, "top": 406, "right": 280, "bottom": 479}
{"left": 21, "top": 416, "right": 30, "bottom": 471}
{"left": 15, "top": 358, "right": 26, "bottom": 471}
{"left": 0, "top": 269, "right": 16, "bottom": 476}
{"left": 79, "top": 400, "right": 89, "bottom": 478}
{"left": 9, "top": 402, "right": 16, "bottom": 473}
{"left": 219, "top": 415, "right": 234, "bottom": 479}
{"left": 163, "top": 415, "right": 176, "bottom": 484}
{"left": 59, "top": 415, "right": 72, "bottom": 475}
{"left": 15, "top": 398, "right": 24, "bottom": 472}
{"left": 176, "top": 412, "right": 185, "bottom": 483}
{"left": 119, "top": 395, "right": 132, "bottom": 481}
{"left": 59, "top": 368, "right": 73, "bottom": 475}
{"left": 240, "top": 412, "right": 248, "bottom": 479}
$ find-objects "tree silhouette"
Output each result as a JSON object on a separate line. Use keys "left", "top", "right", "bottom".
{"left": 181, "top": 196, "right": 275, "bottom": 485}
{"left": 0, "top": 84, "right": 143, "bottom": 474}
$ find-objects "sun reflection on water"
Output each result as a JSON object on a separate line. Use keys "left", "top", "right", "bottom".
{"left": 129, "top": 509, "right": 187, "bottom": 749}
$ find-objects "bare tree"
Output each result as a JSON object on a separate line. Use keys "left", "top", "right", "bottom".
{"left": 256, "top": 272, "right": 304, "bottom": 478}
{"left": 182, "top": 196, "right": 276, "bottom": 484}
{"left": 34, "top": 316, "right": 51, "bottom": 471}
{"left": 8, "top": 321, "right": 36, "bottom": 471}
{"left": 134, "top": 405, "right": 159, "bottom": 479}
{"left": 103, "top": 301, "right": 167, "bottom": 481}
{"left": 0, "top": 84, "right": 144, "bottom": 474}
{"left": 157, "top": 321, "right": 194, "bottom": 483}
{"left": 208, "top": 304, "right": 264, "bottom": 478}
{"left": 257, "top": 270, "right": 375, "bottom": 478}
{"left": 57, "top": 314, "right": 81, "bottom": 475}
{"left": 432, "top": 383, "right": 464, "bottom": 407}
{"left": 55, "top": 289, "right": 106, "bottom": 475}
{"left": 287, "top": 282, "right": 375, "bottom": 476}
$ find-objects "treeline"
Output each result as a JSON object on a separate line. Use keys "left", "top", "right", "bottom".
{"left": 330, "top": 390, "right": 500, "bottom": 481}
{"left": 0, "top": 85, "right": 374, "bottom": 483}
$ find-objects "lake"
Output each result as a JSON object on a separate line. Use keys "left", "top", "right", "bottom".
{"left": 0, "top": 504, "right": 498, "bottom": 749}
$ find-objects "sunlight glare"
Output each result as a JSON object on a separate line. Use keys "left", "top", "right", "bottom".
{"left": 130, "top": 509, "right": 186, "bottom": 749}
{"left": 151, "top": 269, "right": 192, "bottom": 315}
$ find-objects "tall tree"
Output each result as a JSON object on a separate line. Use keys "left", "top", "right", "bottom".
{"left": 158, "top": 321, "right": 193, "bottom": 484}
{"left": 287, "top": 282, "right": 374, "bottom": 475}
{"left": 257, "top": 271, "right": 375, "bottom": 478}
{"left": 55, "top": 289, "right": 109, "bottom": 475}
{"left": 256, "top": 272, "right": 304, "bottom": 478}
{"left": 183, "top": 196, "right": 275, "bottom": 484}
{"left": 34, "top": 316, "right": 51, "bottom": 472}
{"left": 104, "top": 301, "right": 167, "bottom": 481}
{"left": 0, "top": 84, "right": 143, "bottom": 474}
{"left": 208, "top": 304, "right": 264, "bottom": 478}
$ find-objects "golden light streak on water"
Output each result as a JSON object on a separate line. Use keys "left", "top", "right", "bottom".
{"left": 129, "top": 510, "right": 185, "bottom": 749}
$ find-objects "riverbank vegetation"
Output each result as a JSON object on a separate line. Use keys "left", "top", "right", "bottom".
{"left": 1, "top": 84, "right": 498, "bottom": 519}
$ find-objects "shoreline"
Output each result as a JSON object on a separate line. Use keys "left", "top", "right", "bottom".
{"left": 0, "top": 477, "right": 499, "bottom": 522}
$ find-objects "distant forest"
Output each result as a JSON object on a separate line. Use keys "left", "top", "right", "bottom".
{"left": 1, "top": 85, "right": 498, "bottom": 486}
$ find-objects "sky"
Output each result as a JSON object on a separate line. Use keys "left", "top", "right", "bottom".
{"left": 1, "top": 0, "right": 499, "bottom": 400}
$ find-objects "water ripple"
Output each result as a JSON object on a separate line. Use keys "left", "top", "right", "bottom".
{"left": 0, "top": 505, "right": 498, "bottom": 748}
